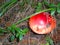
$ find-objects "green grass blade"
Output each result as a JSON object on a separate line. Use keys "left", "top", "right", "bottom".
{"left": 0, "top": 0, "right": 17, "bottom": 16}
{"left": 0, "top": 0, "right": 14, "bottom": 10}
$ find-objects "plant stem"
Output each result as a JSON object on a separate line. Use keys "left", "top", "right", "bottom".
{"left": 15, "top": 8, "right": 53, "bottom": 25}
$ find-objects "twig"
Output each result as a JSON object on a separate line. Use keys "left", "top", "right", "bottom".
{"left": 2, "top": 33, "right": 12, "bottom": 43}
{"left": 5, "top": 2, "right": 19, "bottom": 15}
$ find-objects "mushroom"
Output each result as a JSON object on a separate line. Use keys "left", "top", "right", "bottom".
{"left": 29, "top": 12, "right": 56, "bottom": 34}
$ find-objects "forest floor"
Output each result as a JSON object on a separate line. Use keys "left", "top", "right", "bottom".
{"left": 0, "top": 0, "right": 60, "bottom": 45}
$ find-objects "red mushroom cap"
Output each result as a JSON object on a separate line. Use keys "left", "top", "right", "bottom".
{"left": 29, "top": 12, "right": 56, "bottom": 34}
